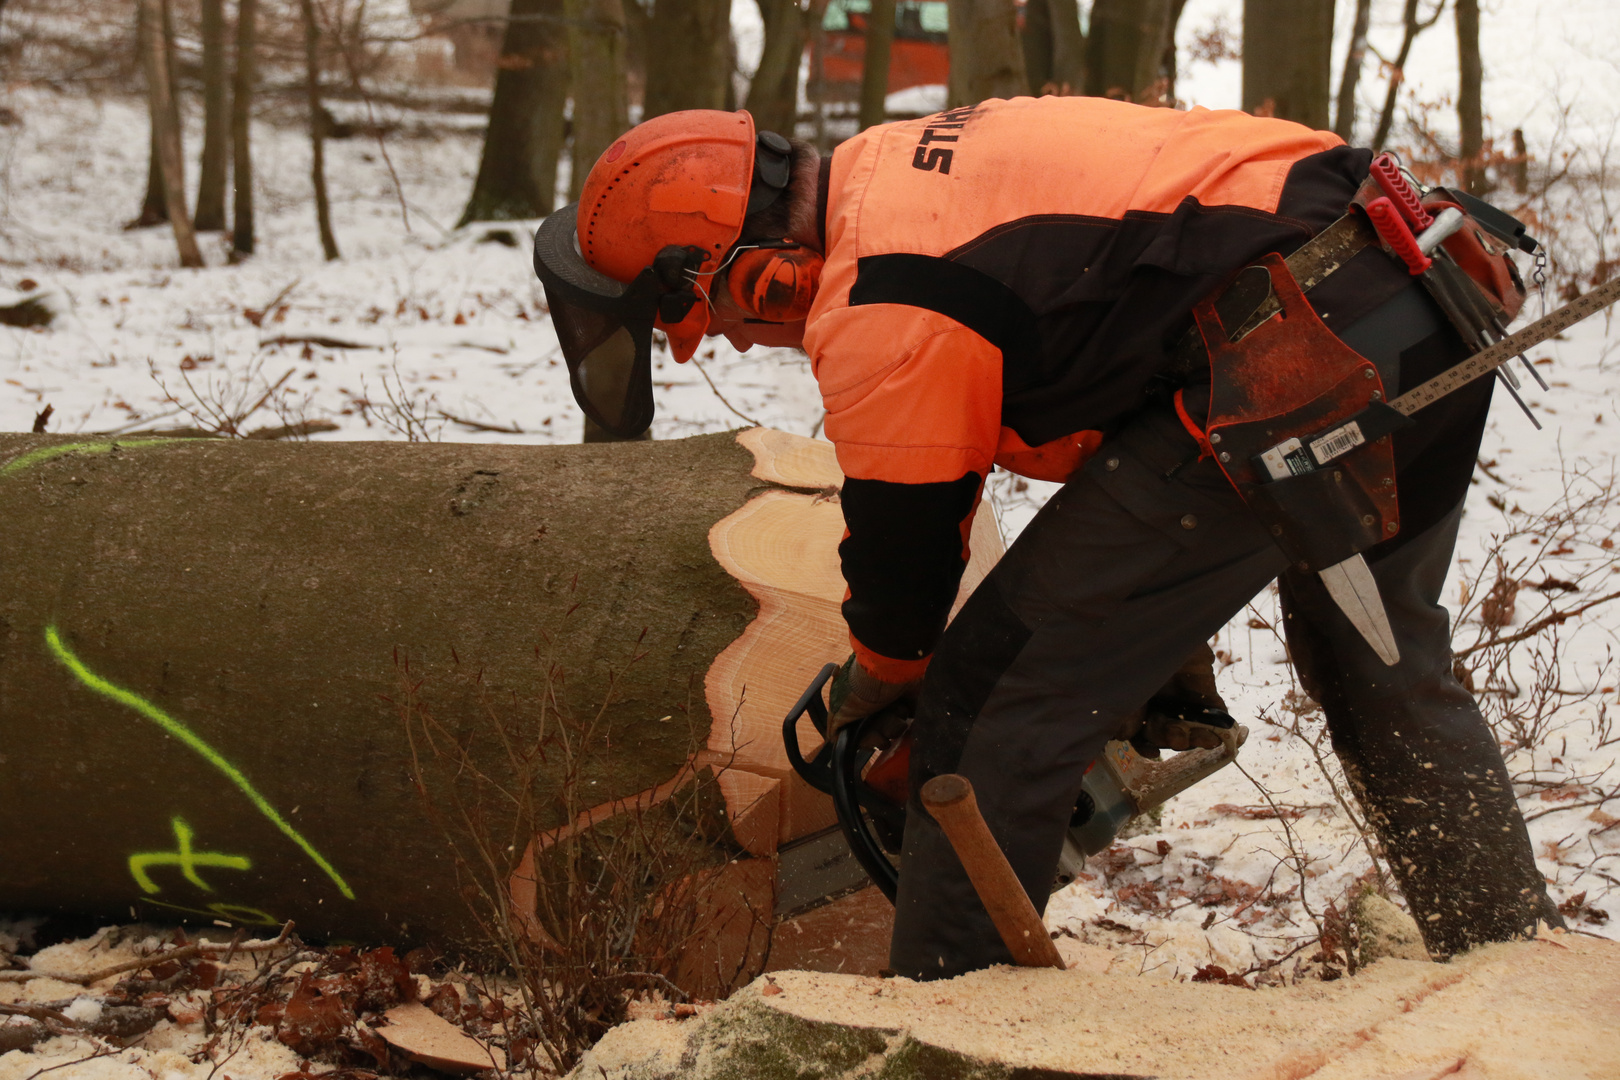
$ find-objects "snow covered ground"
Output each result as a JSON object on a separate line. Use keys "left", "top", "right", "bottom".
{"left": 4, "top": 1, "right": 1620, "bottom": 1076}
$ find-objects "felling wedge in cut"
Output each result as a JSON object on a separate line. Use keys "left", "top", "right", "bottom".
{"left": 0, "top": 428, "right": 999, "bottom": 988}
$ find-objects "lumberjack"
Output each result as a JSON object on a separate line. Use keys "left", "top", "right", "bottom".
{"left": 533, "top": 97, "right": 1577, "bottom": 979}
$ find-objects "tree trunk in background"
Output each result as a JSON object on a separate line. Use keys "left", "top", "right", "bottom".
{"left": 133, "top": 0, "right": 182, "bottom": 229}
{"left": 459, "top": 0, "right": 569, "bottom": 225}
{"left": 1371, "top": 0, "right": 1443, "bottom": 152}
{"left": 1085, "top": 0, "right": 1172, "bottom": 102}
{"left": 1333, "top": 0, "right": 1372, "bottom": 141}
{"left": 194, "top": 0, "right": 230, "bottom": 232}
{"left": 1241, "top": 0, "right": 1334, "bottom": 129}
{"left": 138, "top": 0, "right": 204, "bottom": 266}
{"left": 1455, "top": 0, "right": 1484, "bottom": 194}
{"left": 748, "top": 0, "right": 809, "bottom": 137}
{"left": 1159, "top": 0, "right": 1187, "bottom": 104}
{"left": 1021, "top": 0, "right": 1052, "bottom": 94}
{"left": 946, "top": 0, "right": 1027, "bottom": 109}
{"left": 644, "top": 0, "right": 732, "bottom": 118}
{"left": 231, "top": 0, "right": 257, "bottom": 258}
{"left": 858, "top": 0, "right": 896, "bottom": 130}
{"left": 299, "top": 0, "right": 340, "bottom": 260}
{"left": 566, "top": 0, "right": 629, "bottom": 202}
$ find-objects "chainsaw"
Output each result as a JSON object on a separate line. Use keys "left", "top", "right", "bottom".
{"left": 775, "top": 662, "right": 1247, "bottom": 917}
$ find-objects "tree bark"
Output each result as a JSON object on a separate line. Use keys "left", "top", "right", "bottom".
{"left": 1455, "top": 0, "right": 1484, "bottom": 194}
{"left": 946, "top": 0, "right": 1027, "bottom": 109}
{"left": 299, "top": 0, "right": 340, "bottom": 261}
{"left": 1085, "top": 0, "right": 1172, "bottom": 102}
{"left": 138, "top": 0, "right": 204, "bottom": 267}
{"left": 1372, "top": 0, "right": 1444, "bottom": 152}
{"left": 1021, "top": 0, "right": 1053, "bottom": 95}
{"left": 194, "top": 0, "right": 230, "bottom": 232}
{"left": 644, "top": 0, "right": 732, "bottom": 119}
{"left": 0, "top": 430, "right": 999, "bottom": 963}
{"left": 1160, "top": 0, "right": 1188, "bottom": 104}
{"left": 231, "top": 0, "right": 257, "bottom": 258}
{"left": 1333, "top": 0, "right": 1372, "bottom": 141}
{"left": 133, "top": 0, "right": 184, "bottom": 230}
{"left": 858, "top": 0, "right": 896, "bottom": 130}
{"left": 747, "top": 0, "right": 810, "bottom": 138}
{"left": 1241, "top": 0, "right": 1334, "bottom": 129}
{"left": 566, "top": 0, "right": 629, "bottom": 202}
{"left": 458, "top": 0, "right": 569, "bottom": 225}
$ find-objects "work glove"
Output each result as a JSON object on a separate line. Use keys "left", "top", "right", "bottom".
{"left": 1116, "top": 642, "right": 1236, "bottom": 758}
{"left": 826, "top": 653, "right": 919, "bottom": 744}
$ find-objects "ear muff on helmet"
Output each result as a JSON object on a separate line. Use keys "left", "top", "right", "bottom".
{"left": 726, "top": 243, "right": 824, "bottom": 323}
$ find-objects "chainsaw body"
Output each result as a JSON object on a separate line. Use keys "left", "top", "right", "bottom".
{"left": 781, "top": 663, "right": 1247, "bottom": 908}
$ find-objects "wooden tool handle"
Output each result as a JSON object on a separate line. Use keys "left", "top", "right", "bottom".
{"left": 920, "top": 773, "right": 1065, "bottom": 970}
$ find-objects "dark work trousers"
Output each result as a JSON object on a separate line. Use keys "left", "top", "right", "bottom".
{"left": 889, "top": 281, "right": 1560, "bottom": 980}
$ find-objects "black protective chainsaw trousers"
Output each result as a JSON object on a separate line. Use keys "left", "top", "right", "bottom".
{"left": 888, "top": 282, "right": 1560, "bottom": 980}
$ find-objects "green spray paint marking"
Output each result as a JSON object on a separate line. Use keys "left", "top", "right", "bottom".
{"left": 129, "top": 816, "right": 251, "bottom": 894}
{"left": 0, "top": 437, "right": 180, "bottom": 477}
{"left": 45, "top": 625, "right": 356, "bottom": 899}
{"left": 141, "top": 897, "right": 281, "bottom": 927}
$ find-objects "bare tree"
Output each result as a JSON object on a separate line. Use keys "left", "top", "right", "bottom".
{"left": 132, "top": 0, "right": 182, "bottom": 229}
{"left": 232, "top": 0, "right": 257, "bottom": 258}
{"left": 1159, "top": 0, "right": 1189, "bottom": 103}
{"left": 1242, "top": 0, "right": 1334, "bottom": 129}
{"left": 1371, "top": 0, "right": 1446, "bottom": 152}
{"left": 138, "top": 0, "right": 204, "bottom": 266}
{"left": 459, "top": 0, "right": 570, "bottom": 225}
{"left": 1455, "top": 0, "right": 1484, "bottom": 193}
{"left": 298, "top": 0, "right": 339, "bottom": 260}
{"left": 947, "top": 0, "right": 1027, "bottom": 108}
{"left": 1086, "top": 0, "right": 1173, "bottom": 102}
{"left": 644, "top": 0, "right": 731, "bottom": 118}
{"left": 1021, "top": 0, "right": 1085, "bottom": 96}
{"left": 858, "top": 0, "right": 896, "bottom": 129}
{"left": 748, "top": 0, "right": 812, "bottom": 137}
{"left": 194, "top": 0, "right": 230, "bottom": 231}
{"left": 566, "top": 0, "right": 629, "bottom": 201}
{"left": 1333, "top": 0, "right": 1371, "bottom": 140}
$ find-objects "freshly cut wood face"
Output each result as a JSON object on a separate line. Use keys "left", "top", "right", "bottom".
{"left": 706, "top": 429, "right": 1004, "bottom": 855}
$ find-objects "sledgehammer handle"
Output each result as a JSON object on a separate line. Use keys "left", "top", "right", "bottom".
{"left": 920, "top": 774, "right": 1065, "bottom": 969}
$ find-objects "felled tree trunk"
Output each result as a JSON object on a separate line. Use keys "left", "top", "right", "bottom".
{"left": 0, "top": 430, "right": 998, "bottom": 974}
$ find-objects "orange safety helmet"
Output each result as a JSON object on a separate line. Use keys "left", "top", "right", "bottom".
{"left": 533, "top": 109, "right": 802, "bottom": 438}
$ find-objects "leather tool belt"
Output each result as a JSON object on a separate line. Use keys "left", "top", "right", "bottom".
{"left": 1177, "top": 177, "right": 1531, "bottom": 572}
{"left": 1192, "top": 253, "right": 1401, "bottom": 572}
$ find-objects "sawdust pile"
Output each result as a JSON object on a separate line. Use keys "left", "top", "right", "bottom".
{"left": 572, "top": 930, "right": 1618, "bottom": 1079}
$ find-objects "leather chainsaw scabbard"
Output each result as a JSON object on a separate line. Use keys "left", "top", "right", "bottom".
{"left": 1197, "top": 253, "right": 1400, "bottom": 572}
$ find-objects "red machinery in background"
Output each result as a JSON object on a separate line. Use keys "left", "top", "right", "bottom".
{"left": 814, "top": 0, "right": 952, "bottom": 103}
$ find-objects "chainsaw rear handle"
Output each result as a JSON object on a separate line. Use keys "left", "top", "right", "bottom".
{"left": 781, "top": 661, "right": 902, "bottom": 902}
{"left": 831, "top": 722, "right": 900, "bottom": 901}
{"left": 781, "top": 662, "right": 838, "bottom": 795}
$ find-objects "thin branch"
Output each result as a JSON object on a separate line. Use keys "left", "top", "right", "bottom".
{"left": 688, "top": 356, "right": 762, "bottom": 426}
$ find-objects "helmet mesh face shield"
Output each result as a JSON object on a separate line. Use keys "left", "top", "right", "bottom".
{"left": 533, "top": 205, "right": 665, "bottom": 439}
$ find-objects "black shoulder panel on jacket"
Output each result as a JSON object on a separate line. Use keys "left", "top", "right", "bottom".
{"left": 849, "top": 252, "right": 1043, "bottom": 388}
{"left": 839, "top": 471, "right": 984, "bottom": 664}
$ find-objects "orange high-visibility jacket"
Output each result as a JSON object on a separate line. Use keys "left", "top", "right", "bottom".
{"left": 806, "top": 95, "right": 1367, "bottom": 681}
